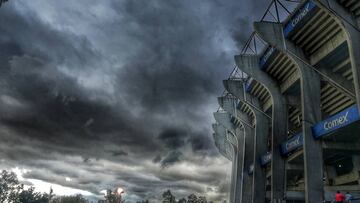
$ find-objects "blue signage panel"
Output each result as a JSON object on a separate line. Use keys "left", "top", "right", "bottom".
{"left": 281, "top": 133, "right": 303, "bottom": 155}
{"left": 245, "top": 77, "right": 254, "bottom": 92}
{"left": 312, "top": 105, "right": 360, "bottom": 139}
{"left": 259, "top": 46, "right": 276, "bottom": 70}
{"left": 283, "top": 0, "right": 317, "bottom": 37}
{"left": 260, "top": 153, "right": 271, "bottom": 166}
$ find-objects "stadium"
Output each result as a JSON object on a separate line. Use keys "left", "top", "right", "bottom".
{"left": 212, "top": 0, "right": 360, "bottom": 202}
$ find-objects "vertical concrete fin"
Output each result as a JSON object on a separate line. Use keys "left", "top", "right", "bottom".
{"left": 224, "top": 79, "right": 262, "bottom": 108}
{"left": 234, "top": 54, "right": 260, "bottom": 75}
{"left": 223, "top": 80, "right": 245, "bottom": 101}
{"left": 218, "top": 96, "right": 237, "bottom": 115}
{"left": 254, "top": 21, "right": 285, "bottom": 51}
{"left": 234, "top": 53, "right": 287, "bottom": 203}
{"left": 214, "top": 112, "right": 234, "bottom": 132}
{"left": 254, "top": 18, "right": 324, "bottom": 203}
{"left": 230, "top": 147, "right": 238, "bottom": 203}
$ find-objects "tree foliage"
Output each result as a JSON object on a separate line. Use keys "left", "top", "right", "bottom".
{"left": 162, "top": 190, "right": 175, "bottom": 203}
{"left": 0, "top": 170, "right": 91, "bottom": 203}
{"left": 161, "top": 190, "right": 212, "bottom": 203}
{"left": 104, "top": 189, "right": 124, "bottom": 203}
{"left": 0, "top": 170, "right": 22, "bottom": 203}
{"left": 51, "top": 194, "right": 88, "bottom": 203}
{"left": 18, "top": 186, "right": 53, "bottom": 203}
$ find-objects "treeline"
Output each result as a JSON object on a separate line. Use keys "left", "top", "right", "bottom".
{"left": 161, "top": 190, "right": 214, "bottom": 203}
{"left": 0, "top": 170, "right": 131, "bottom": 203}
{"left": 0, "top": 170, "right": 92, "bottom": 203}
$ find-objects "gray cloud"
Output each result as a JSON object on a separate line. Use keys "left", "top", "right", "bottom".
{"left": 160, "top": 151, "right": 184, "bottom": 168}
{"left": 0, "top": 0, "right": 266, "bottom": 202}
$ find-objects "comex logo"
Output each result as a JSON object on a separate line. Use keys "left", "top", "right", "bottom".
{"left": 261, "top": 153, "right": 271, "bottom": 166}
{"left": 286, "top": 135, "right": 301, "bottom": 151}
{"left": 264, "top": 154, "right": 271, "bottom": 161}
{"left": 261, "top": 47, "right": 275, "bottom": 65}
{"left": 291, "top": 3, "right": 310, "bottom": 27}
{"left": 323, "top": 111, "right": 349, "bottom": 130}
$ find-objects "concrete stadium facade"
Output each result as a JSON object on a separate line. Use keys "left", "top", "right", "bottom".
{"left": 212, "top": 0, "right": 360, "bottom": 202}
{"left": 0, "top": 0, "right": 9, "bottom": 7}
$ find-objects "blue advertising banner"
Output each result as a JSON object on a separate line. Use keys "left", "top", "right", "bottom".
{"left": 259, "top": 46, "right": 276, "bottom": 70}
{"left": 245, "top": 77, "right": 254, "bottom": 92}
{"left": 283, "top": 0, "right": 317, "bottom": 37}
{"left": 281, "top": 133, "right": 303, "bottom": 155}
{"left": 312, "top": 105, "right": 360, "bottom": 139}
{"left": 260, "top": 153, "right": 271, "bottom": 166}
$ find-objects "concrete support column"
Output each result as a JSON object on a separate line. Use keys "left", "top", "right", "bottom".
{"left": 214, "top": 112, "right": 245, "bottom": 203}
{"left": 235, "top": 128, "right": 245, "bottom": 203}
{"left": 316, "top": 0, "right": 360, "bottom": 112}
{"left": 234, "top": 55, "right": 287, "bottom": 203}
{"left": 213, "top": 123, "right": 238, "bottom": 203}
{"left": 241, "top": 116, "right": 254, "bottom": 203}
{"left": 230, "top": 146, "right": 238, "bottom": 203}
{"left": 254, "top": 21, "right": 323, "bottom": 203}
{"left": 352, "top": 156, "right": 360, "bottom": 185}
{"left": 224, "top": 79, "right": 269, "bottom": 203}
{"left": 218, "top": 97, "right": 254, "bottom": 203}
{"left": 325, "top": 165, "right": 337, "bottom": 186}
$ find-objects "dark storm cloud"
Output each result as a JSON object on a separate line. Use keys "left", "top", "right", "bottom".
{"left": 160, "top": 151, "right": 183, "bottom": 168}
{"left": 152, "top": 155, "right": 162, "bottom": 164}
{"left": 0, "top": 0, "right": 267, "bottom": 202}
{"left": 188, "top": 133, "right": 213, "bottom": 153}
{"left": 111, "top": 150, "right": 129, "bottom": 157}
{"left": 158, "top": 128, "right": 187, "bottom": 149}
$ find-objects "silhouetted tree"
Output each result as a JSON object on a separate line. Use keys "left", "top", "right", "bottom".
{"left": 0, "top": 170, "right": 22, "bottom": 202}
{"left": 197, "top": 196, "right": 207, "bottom": 203}
{"left": 187, "top": 194, "right": 197, "bottom": 203}
{"left": 0, "top": 170, "right": 55, "bottom": 203}
{"left": 178, "top": 197, "right": 186, "bottom": 203}
{"left": 19, "top": 186, "right": 52, "bottom": 203}
{"left": 136, "top": 200, "right": 149, "bottom": 203}
{"left": 162, "top": 190, "right": 175, "bottom": 203}
{"left": 51, "top": 194, "right": 88, "bottom": 203}
{"left": 104, "top": 189, "right": 124, "bottom": 203}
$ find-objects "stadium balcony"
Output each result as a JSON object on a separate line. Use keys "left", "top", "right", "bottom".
{"left": 282, "top": 0, "right": 356, "bottom": 117}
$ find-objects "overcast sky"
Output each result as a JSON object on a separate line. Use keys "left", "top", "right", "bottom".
{"left": 0, "top": 0, "right": 266, "bottom": 202}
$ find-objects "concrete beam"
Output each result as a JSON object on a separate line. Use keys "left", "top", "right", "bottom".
{"left": 234, "top": 55, "right": 288, "bottom": 203}
{"left": 318, "top": 65, "right": 356, "bottom": 100}
{"left": 309, "top": 30, "right": 346, "bottom": 65}
{"left": 218, "top": 97, "right": 255, "bottom": 203}
{"left": 286, "top": 164, "right": 304, "bottom": 171}
{"left": 254, "top": 21, "right": 324, "bottom": 203}
{"left": 280, "top": 71, "right": 300, "bottom": 94}
{"left": 322, "top": 141, "right": 360, "bottom": 151}
{"left": 315, "top": 0, "right": 360, "bottom": 113}
{"left": 223, "top": 79, "right": 269, "bottom": 203}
